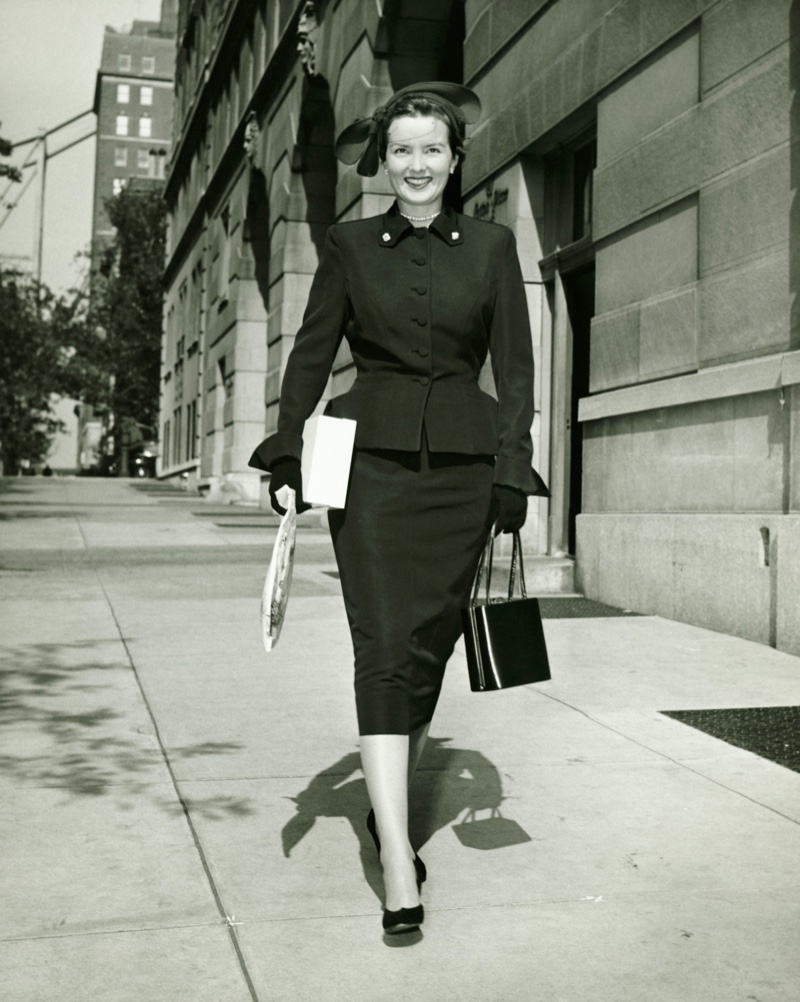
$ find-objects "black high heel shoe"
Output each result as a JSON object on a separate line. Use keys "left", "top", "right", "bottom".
{"left": 382, "top": 903, "right": 424, "bottom": 935}
{"left": 366, "top": 809, "right": 427, "bottom": 885}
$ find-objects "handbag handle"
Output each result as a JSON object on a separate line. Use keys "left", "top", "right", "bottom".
{"left": 470, "top": 531, "right": 528, "bottom": 606}
{"left": 457, "top": 807, "right": 504, "bottom": 824}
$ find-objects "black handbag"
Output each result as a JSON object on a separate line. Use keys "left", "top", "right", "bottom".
{"left": 461, "top": 531, "right": 551, "bottom": 692}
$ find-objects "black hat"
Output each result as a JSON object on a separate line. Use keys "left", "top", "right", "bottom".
{"left": 334, "top": 81, "right": 482, "bottom": 177}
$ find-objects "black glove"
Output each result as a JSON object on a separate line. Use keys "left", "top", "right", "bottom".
{"left": 268, "top": 458, "right": 311, "bottom": 515}
{"left": 491, "top": 484, "right": 528, "bottom": 536}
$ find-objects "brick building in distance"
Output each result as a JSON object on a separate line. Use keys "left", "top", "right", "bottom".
{"left": 159, "top": 0, "right": 800, "bottom": 656}
{"left": 90, "top": 0, "right": 177, "bottom": 268}
{"left": 81, "top": 0, "right": 177, "bottom": 473}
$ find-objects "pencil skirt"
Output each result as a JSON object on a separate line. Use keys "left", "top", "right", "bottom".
{"left": 327, "top": 445, "right": 495, "bottom": 736}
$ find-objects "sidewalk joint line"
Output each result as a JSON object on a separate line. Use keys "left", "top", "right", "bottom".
{"left": 0, "top": 919, "right": 226, "bottom": 945}
{"left": 91, "top": 568, "right": 262, "bottom": 1002}
{"left": 534, "top": 690, "right": 800, "bottom": 827}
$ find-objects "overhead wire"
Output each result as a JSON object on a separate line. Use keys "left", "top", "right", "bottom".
{"left": 2, "top": 107, "right": 94, "bottom": 202}
{"left": 0, "top": 127, "right": 95, "bottom": 229}
{"left": 49, "top": 129, "right": 96, "bottom": 160}
{"left": 0, "top": 166, "right": 38, "bottom": 231}
{"left": 10, "top": 108, "right": 94, "bottom": 149}
{"left": 0, "top": 135, "right": 43, "bottom": 205}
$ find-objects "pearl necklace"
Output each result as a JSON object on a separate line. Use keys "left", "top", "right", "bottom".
{"left": 399, "top": 210, "right": 440, "bottom": 223}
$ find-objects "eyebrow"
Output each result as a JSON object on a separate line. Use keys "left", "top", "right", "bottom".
{"left": 388, "top": 140, "right": 445, "bottom": 147}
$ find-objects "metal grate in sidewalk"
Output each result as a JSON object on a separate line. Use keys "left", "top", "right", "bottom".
{"left": 662, "top": 706, "right": 800, "bottom": 774}
{"left": 536, "top": 597, "right": 640, "bottom": 618}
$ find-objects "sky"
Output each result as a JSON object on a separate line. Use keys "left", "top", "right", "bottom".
{"left": 0, "top": 0, "right": 164, "bottom": 294}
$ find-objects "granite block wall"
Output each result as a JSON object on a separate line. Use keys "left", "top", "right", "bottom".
{"left": 577, "top": 511, "right": 800, "bottom": 655}
{"left": 595, "top": 199, "right": 699, "bottom": 317}
{"left": 462, "top": 0, "right": 703, "bottom": 192}
{"left": 582, "top": 389, "right": 788, "bottom": 515}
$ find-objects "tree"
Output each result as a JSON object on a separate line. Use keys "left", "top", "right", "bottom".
{"left": 0, "top": 270, "right": 94, "bottom": 474}
{"left": 0, "top": 183, "right": 166, "bottom": 477}
{"left": 91, "top": 182, "right": 166, "bottom": 473}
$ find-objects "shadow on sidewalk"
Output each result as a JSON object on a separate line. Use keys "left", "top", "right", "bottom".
{"left": 0, "top": 639, "right": 255, "bottom": 820}
{"left": 281, "top": 738, "right": 533, "bottom": 901}
{"left": 0, "top": 509, "right": 93, "bottom": 519}
{"left": 0, "top": 479, "right": 36, "bottom": 497}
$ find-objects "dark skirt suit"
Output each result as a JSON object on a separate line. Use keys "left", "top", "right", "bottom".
{"left": 250, "top": 202, "right": 547, "bottom": 735}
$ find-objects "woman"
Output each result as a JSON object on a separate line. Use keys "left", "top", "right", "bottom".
{"left": 249, "top": 82, "right": 548, "bottom": 935}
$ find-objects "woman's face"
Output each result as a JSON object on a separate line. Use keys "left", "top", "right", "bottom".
{"left": 383, "top": 114, "right": 456, "bottom": 217}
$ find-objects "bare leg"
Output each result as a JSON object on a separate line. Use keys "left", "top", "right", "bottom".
{"left": 407, "top": 721, "right": 431, "bottom": 786}
{"left": 360, "top": 734, "right": 420, "bottom": 912}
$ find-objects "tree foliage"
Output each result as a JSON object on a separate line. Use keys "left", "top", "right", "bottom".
{"left": 91, "top": 183, "right": 166, "bottom": 461}
{"left": 0, "top": 125, "right": 22, "bottom": 181}
{"left": 0, "top": 183, "right": 166, "bottom": 475}
{"left": 0, "top": 270, "right": 99, "bottom": 474}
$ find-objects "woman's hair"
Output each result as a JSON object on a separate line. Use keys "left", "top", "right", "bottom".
{"left": 378, "top": 95, "right": 467, "bottom": 164}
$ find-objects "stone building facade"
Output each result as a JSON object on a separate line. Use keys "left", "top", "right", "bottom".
{"left": 160, "top": 0, "right": 800, "bottom": 654}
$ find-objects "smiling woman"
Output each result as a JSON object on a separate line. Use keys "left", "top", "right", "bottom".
{"left": 383, "top": 115, "right": 456, "bottom": 219}
{"left": 249, "top": 81, "right": 548, "bottom": 938}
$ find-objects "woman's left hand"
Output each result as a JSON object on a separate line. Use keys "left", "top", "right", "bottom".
{"left": 491, "top": 484, "right": 528, "bottom": 535}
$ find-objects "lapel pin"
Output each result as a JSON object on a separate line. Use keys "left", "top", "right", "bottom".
{"left": 382, "top": 232, "right": 391, "bottom": 242}
{"left": 452, "top": 231, "right": 459, "bottom": 240}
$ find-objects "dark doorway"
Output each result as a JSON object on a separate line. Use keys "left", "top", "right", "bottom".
{"left": 562, "top": 266, "right": 594, "bottom": 555}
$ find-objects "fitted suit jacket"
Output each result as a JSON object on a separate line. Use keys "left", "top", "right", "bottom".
{"left": 249, "top": 202, "right": 548, "bottom": 496}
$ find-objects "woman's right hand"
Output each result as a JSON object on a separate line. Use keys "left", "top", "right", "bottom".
{"left": 491, "top": 484, "right": 527, "bottom": 535}
{"left": 269, "top": 458, "right": 311, "bottom": 515}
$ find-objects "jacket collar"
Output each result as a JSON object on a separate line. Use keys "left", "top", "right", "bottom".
{"left": 378, "top": 201, "right": 463, "bottom": 247}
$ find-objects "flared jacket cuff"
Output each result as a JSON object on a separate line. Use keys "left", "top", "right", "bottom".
{"left": 493, "top": 458, "right": 550, "bottom": 497}
{"left": 248, "top": 431, "right": 304, "bottom": 473}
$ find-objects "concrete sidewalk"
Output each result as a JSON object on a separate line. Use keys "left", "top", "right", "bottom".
{"left": 1, "top": 478, "right": 798, "bottom": 1001}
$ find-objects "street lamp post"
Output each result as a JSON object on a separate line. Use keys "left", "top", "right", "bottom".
{"left": 33, "top": 130, "right": 47, "bottom": 285}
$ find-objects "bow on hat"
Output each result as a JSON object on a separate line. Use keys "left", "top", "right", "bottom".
{"left": 334, "top": 81, "right": 482, "bottom": 177}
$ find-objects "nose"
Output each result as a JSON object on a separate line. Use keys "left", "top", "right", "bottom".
{"left": 410, "top": 149, "right": 426, "bottom": 172}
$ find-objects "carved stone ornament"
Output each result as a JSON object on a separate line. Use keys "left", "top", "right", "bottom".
{"left": 297, "top": 1, "right": 318, "bottom": 77}
{"left": 244, "top": 111, "right": 260, "bottom": 163}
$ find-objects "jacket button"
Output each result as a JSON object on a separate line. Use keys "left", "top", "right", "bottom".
{"left": 415, "top": 286, "right": 427, "bottom": 295}
{"left": 418, "top": 376, "right": 430, "bottom": 386}
{"left": 415, "top": 347, "right": 430, "bottom": 357}
{"left": 411, "top": 317, "right": 428, "bottom": 327}
{"left": 413, "top": 256, "right": 426, "bottom": 266}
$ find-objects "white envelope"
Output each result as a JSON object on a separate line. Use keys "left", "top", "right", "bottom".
{"left": 301, "top": 414, "right": 357, "bottom": 508}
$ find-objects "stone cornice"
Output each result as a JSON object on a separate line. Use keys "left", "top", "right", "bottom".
{"left": 578, "top": 350, "right": 800, "bottom": 423}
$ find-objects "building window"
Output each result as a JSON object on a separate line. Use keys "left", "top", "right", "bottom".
{"left": 115, "top": 114, "right": 129, "bottom": 136}
{"left": 187, "top": 399, "right": 198, "bottom": 460}
{"left": 572, "top": 141, "right": 597, "bottom": 242}
{"left": 173, "top": 407, "right": 182, "bottom": 465}
{"left": 138, "top": 115, "right": 152, "bottom": 138}
{"left": 112, "top": 178, "right": 125, "bottom": 196}
{"left": 119, "top": 54, "right": 131, "bottom": 71}
{"left": 117, "top": 83, "right": 130, "bottom": 104}
{"left": 142, "top": 56, "right": 155, "bottom": 74}
{"left": 114, "top": 147, "right": 128, "bottom": 166}
{"left": 149, "top": 148, "right": 167, "bottom": 179}
{"left": 137, "top": 148, "right": 150, "bottom": 170}
{"left": 140, "top": 85, "right": 154, "bottom": 106}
